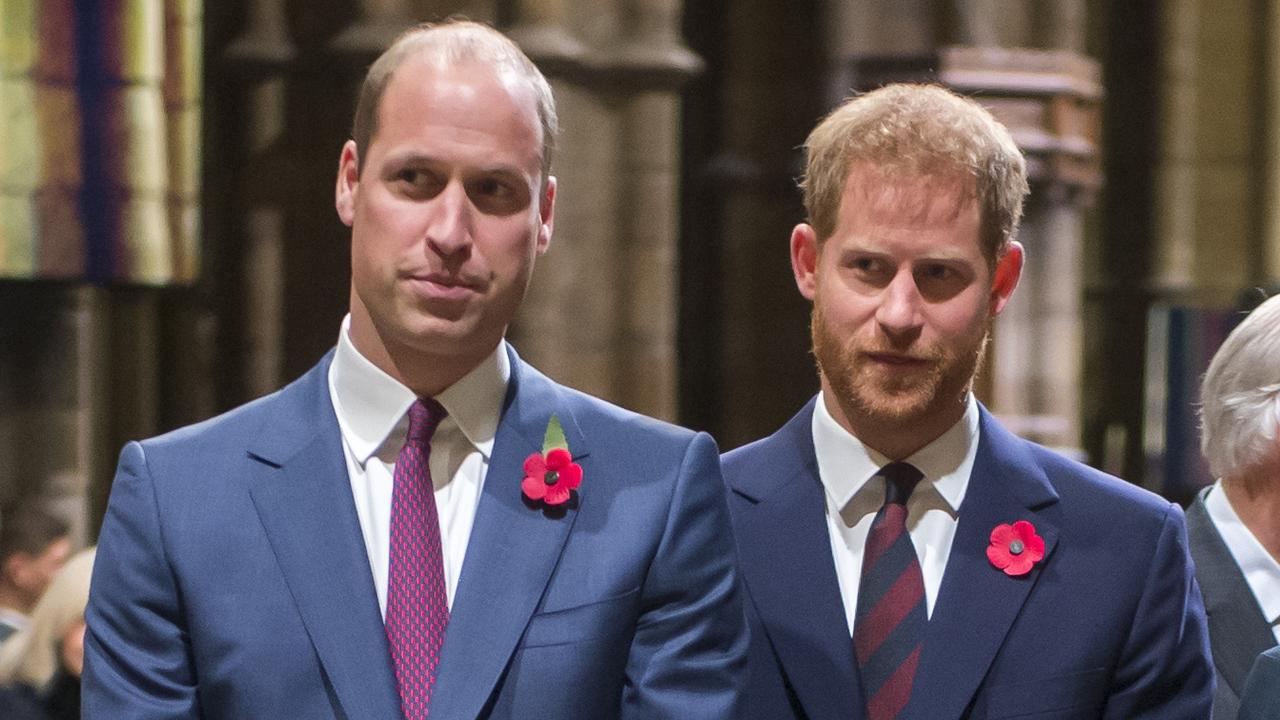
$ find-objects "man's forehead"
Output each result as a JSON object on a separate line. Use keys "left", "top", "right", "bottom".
{"left": 840, "top": 165, "right": 979, "bottom": 226}
{"left": 384, "top": 54, "right": 539, "bottom": 123}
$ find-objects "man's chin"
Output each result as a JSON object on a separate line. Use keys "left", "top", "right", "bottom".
{"left": 846, "top": 392, "right": 934, "bottom": 428}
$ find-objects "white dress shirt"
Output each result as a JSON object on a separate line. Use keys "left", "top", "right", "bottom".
{"left": 328, "top": 316, "right": 509, "bottom": 616}
{"left": 1205, "top": 481, "right": 1280, "bottom": 643}
{"left": 812, "top": 391, "right": 980, "bottom": 635}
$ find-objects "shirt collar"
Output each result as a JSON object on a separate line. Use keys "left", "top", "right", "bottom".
{"left": 329, "top": 315, "right": 510, "bottom": 465}
{"left": 812, "top": 391, "right": 979, "bottom": 518}
{"left": 1205, "top": 481, "right": 1280, "bottom": 626}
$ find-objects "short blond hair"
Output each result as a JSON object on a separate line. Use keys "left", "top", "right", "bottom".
{"left": 800, "top": 84, "right": 1028, "bottom": 264}
{"left": 351, "top": 20, "right": 558, "bottom": 186}
{"left": 1199, "top": 294, "right": 1280, "bottom": 479}
{"left": 0, "top": 547, "right": 94, "bottom": 689}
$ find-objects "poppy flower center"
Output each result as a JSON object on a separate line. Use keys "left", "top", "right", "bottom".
{"left": 544, "top": 470, "right": 560, "bottom": 485}
{"left": 1009, "top": 540, "right": 1024, "bottom": 555}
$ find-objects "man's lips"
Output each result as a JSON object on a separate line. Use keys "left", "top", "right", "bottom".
{"left": 405, "top": 273, "right": 482, "bottom": 301}
{"left": 864, "top": 351, "right": 930, "bottom": 367}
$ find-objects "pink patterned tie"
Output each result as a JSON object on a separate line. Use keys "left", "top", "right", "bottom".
{"left": 386, "top": 398, "right": 450, "bottom": 719}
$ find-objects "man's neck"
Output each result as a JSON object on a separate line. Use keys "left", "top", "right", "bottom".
{"left": 347, "top": 317, "right": 495, "bottom": 398}
{"left": 1223, "top": 473, "right": 1280, "bottom": 563}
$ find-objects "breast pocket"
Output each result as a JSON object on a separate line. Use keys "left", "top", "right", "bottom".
{"left": 519, "top": 587, "right": 641, "bottom": 649}
{"left": 982, "top": 667, "right": 1109, "bottom": 719}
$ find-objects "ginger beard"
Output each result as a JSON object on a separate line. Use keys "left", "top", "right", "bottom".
{"left": 811, "top": 294, "right": 991, "bottom": 431}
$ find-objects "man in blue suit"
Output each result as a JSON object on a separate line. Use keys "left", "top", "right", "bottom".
{"left": 83, "top": 21, "right": 745, "bottom": 720}
{"left": 722, "top": 84, "right": 1212, "bottom": 719}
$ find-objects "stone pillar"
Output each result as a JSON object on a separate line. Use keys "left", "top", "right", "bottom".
{"left": 507, "top": 0, "right": 700, "bottom": 421}
{"left": 834, "top": 6, "right": 1101, "bottom": 456}
{"left": 944, "top": 48, "right": 1101, "bottom": 456}
{"left": 1268, "top": 1, "right": 1280, "bottom": 281}
{"left": 1153, "top": 0, "right": 1261, "bottom": 301}
{"left": 221, "top": 0, "right": 296, "bottom": 397}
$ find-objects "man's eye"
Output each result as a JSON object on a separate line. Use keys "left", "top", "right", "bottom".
{"left": 914, "top": 263, "right": 968, "bottom": 301}
{"left": 918, "top": 264, "right": 954, "bottom": 281}
{"left": 396, "top": 169, "right": 426, "bottom": 184}
{"left": 845, "top": 256, "right": 890, "bottom": 280}
{"left": 474, "top": 179, "right": 512, "bottom": 197}
{"left": 468, "top": 178, "right": 530, "bottom": 216}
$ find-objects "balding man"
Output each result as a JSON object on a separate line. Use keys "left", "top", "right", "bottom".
{"left": 84, "top": 21, "right": 745, "bottom": 720}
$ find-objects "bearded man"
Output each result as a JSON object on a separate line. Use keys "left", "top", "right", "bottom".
{"left": 722, "top": 84, "right": 1212, "bottom": 720}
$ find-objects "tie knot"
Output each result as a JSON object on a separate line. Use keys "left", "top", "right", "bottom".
{"left": 405, "top": 398, "right": 448, "bottom": 445}
{"left": 878, "top": 461, "right": 923, "bottom": 506}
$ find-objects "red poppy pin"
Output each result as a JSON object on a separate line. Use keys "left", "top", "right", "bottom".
{"left": 521, "top": 414, "right": 582, "bottom": 507}
{"left": 987, "top": 520, "right": 1045, "bottom": 576}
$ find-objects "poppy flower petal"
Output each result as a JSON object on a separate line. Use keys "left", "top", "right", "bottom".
{"left": 546, "top": 447, "right": 573, "bottom": 469}
{"left": 560, "top": 463, "right": 583, "bottom": 490}
{"left": 523, "top": 453, "right": 547, "bottom": 475}
{"left": 544, "top": 484, "right": 570, "bottom": 506}
{"left": 987, "top": 544, "right": 1011, "bottom": 569}
{"left": 990, "top": 523, "right": 1016, "bottom": 545}
{"left": 522, "top": 475, "right": 547, "bottom": 500}
{"left": 1005, "top": 554, "right": 1034, "bottom": 576}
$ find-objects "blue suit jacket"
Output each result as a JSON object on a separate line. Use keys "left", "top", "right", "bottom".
{"left": 84, "top": 348, "right": 747, "bottom": 719}
{"left": 1239, "top": 645, "right": 1280, "bottom": 720}
{"left": 723, "top": 398, "right": 1213, "bottom": 720}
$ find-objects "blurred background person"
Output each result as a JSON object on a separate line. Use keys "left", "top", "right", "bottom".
{"left": 1238, "top": 644, "right": 1280, "bottom": 720}
{"left": 1191, "top": 292, "right": 1280, "bottom": 719}
{"left": 0, "top": 547, "right": 95, "bottom": 720}
{"left": 0, "top": 503, "right": 72, "bottom": 642}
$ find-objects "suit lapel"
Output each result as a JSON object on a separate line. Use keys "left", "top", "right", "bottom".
{"left": 1186, "top": 490, "right": 1276, "bottom": 699}
{"left": 729, "top": 399, "right": 864, "bottom": 720}
{"left": 428, "top": 349, "right": 584, "bottom": 720}
{"left": 246, "top": 355, "right": 404, "bottom": 719}
{"left": 907, "top": 408, "right": 1060, "bottom": 720}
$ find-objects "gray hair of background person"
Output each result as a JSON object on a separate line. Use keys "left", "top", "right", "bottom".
{"left": 1199, "top": 293, "right": 1280, "bottom": 480}
{"left": 0, "top": 547, "right": 95, "bottom": 689}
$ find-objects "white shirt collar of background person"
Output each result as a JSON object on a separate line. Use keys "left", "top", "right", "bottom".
{"left": 328, "top": 313, "right": 510, "bottom": 614}
{"left": 1205, "top": 480, "right": 1280, "bottom": 643}
{"left": 812, "top": 390, "right": 979, "bottom": 633}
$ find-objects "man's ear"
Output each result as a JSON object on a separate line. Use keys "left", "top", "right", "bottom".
{"left": 791, "top": 223, "right": 820, "bottom": 301}
{"left": 989, "top": 240, "right": 1024, "bottom": 316}
{"left": 536, "top": 176, "right": 556, "bottom": 255}
{"left": 335, "top": 140, "right": 360, "bottom": 227}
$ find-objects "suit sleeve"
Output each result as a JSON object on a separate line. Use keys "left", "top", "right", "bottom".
{"left": 1103, "top": 502, "right": 1214, "bottom": 719}
{"left": 83, "top": 442, "right": 201, "bottom": 719}
{"left": 620, "top": 432, "right": 749, "bottom": 719}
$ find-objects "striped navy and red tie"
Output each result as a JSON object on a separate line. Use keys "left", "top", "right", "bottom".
{"left": 853, "top": 461, "right": 926, "bottom": 720}
{"left": 386, "top": 398, "right": 450, "bottom": 719}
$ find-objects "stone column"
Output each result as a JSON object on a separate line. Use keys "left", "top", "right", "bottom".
{"left": 832, "top": 4, "right": 1101, "bottom": 456}
{"left": 944, "top": 48, "right": 1101, "bottom": 457}
{"left": 1153, "top": 0, "right": 1260, "bottom": 301}
{"left": 507, "top": 0, "right": 699, "bottom": 421}
{"left": 222, "top": 0, "right": 296, "bottom": 397}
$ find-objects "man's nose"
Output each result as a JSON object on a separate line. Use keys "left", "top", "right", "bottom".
{"left": 875, "top": 269, "right": 923, "bottom": 334}
{"left": 426, "top": 182, "right": 472, "bottom": 256}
